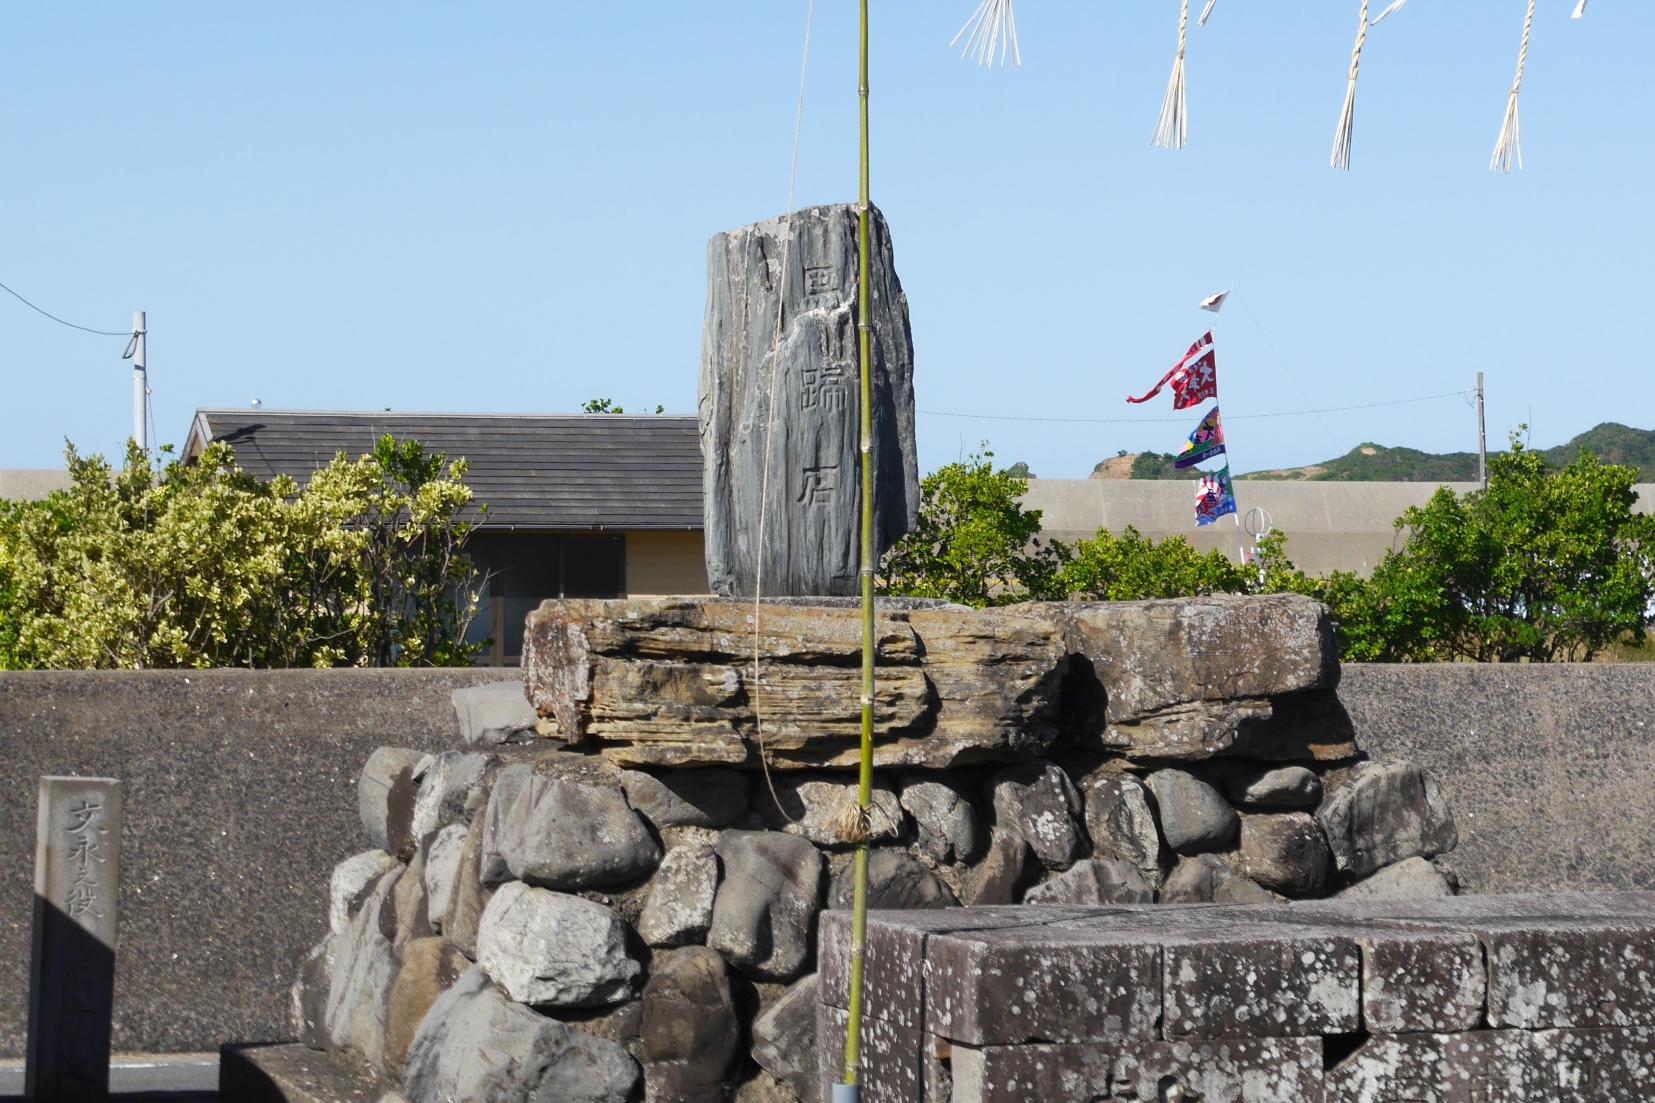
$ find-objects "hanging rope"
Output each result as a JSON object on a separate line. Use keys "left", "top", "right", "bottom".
{"left": 951, "top": 0, "right": 1021, "bottom": 67}
{"left": 1152, "top": 0, "right": 1191, "bottom": 150}
{"left": 750, "top": 0, "right": 816, "bottom": 829}
{"left": 1330, "top": 1, "right": 1369, "bottom": 170}
{"left": 1491, "top": 0, "right": 1536, "bottom": 173}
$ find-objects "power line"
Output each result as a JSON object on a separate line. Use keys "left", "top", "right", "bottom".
{"left": 0, "top": 278, "right": 131, "bottom": 337}
{"left": 917, "top": 389, "right": 1470, "bottom": 425}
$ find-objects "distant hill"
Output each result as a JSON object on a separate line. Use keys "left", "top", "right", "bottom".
{"left": 1091, "top": 423, "right": 1655, "bottom": 482}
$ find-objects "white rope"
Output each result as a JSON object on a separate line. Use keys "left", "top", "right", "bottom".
{"left": 1491, "top": 0, "right": 1535, "bottom": 173}
{"left": 1330, "top": 0, "right": 1369, "bottom": 171}
{"left": 951, "top": 0, "right": 1021, "bottom": 67}
{"left": 1152, "top": 0, "right": 1190, "bottom": 150}
{"left": 750, "top": 0, "right": 815, "bottom": 826}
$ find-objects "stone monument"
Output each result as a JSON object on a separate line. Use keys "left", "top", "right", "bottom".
{"left": 26, "top": 776, "right": 122, "bottom": 1102}
{"left": 699, "top": 203, "right": 919, "bottom": 597}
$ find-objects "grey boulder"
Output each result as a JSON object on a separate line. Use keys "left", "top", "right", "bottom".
{"left": 329, "top": 850, "right": 401, "bottom": 935}
{"left": 899, "top": 775, "right": 979, "bottom": 865}
{"left": 618, "top": 767, "right": 749, "bottom": 830}
{"left": 1083, "top": 772, "right": 1165, "bottom": 885}
{"left": 403, "top": 966, "right": 638, "bottom": 1103}
{"left": 476, "top": 881, "right": 639, "bottom": 1008}
{"left": 1146, "top": 769, "right": 1238, "bottom": 855}
{"left": 451, "top": 681, "right": 539, "bottom": 748}
{"left": 1336, "top": 856, "right": 1456, "bottom": 900}
{"left": 708, "top": 830, "right": 824, "bottom": 981}
{"left": 1226, "top": 765, "right": 1324, "bottom": 810}
{"left": 989, "top": 760, "right": 1086, "bottom": 871}
{"left": 480, "top": 764, "right": 660, "bottom": 890}
{"left": 640, "top": 946, "right": 740, "bottom": 1096}
{"left": 1238, "top": 813, "right": 1333, "bottom": 897}
{"left": 421, "top": 825, "right": 469, "bottom": 933}
{"left": 410, "top": 751, "right": 497, "bottom": 840}
{"left": 1160, "top": 854, "right": 1281, "bottom": 905}
{"left": 1317, "top": 761, "right": 1458, "bottom": 879}
{"left": 359, "top": 747, "right": 430, "bottom": 859}
{"left": 828, "top": 849, "right": 958, "bottom": 911}
{"left": 638, "top": 843, "right": 719, "bottom": 948}
{"left": 1024, "top": 859, "right": 1154, "bottom": 905}
{"left": 750, "top": 974, "right": 822, "bottom": 1103}
{"left": 756, "top": 774, "right": 906, "bottom": 848}
{"left": 323, "top": 871, "right": 400, "bottom": 1069}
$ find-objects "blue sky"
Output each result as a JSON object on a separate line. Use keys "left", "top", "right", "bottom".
{"left": 1, "top": 3, "right": 1649, "bottom": 477}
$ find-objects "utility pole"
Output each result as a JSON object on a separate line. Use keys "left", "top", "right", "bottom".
{"left": 1476, "top": 371, "right": 1487, "bottom": 489}
{"left": 125, "top": 311, "right": 148, "bottom": 451}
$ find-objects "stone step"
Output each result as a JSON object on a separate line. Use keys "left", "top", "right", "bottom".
{"left": 218, "top": 1044, "right": 400, "bottom": 1103}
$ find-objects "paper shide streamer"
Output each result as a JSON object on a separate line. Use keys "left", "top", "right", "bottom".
{"left": 952, "top": 0, "right": 1020, "bottom": 67}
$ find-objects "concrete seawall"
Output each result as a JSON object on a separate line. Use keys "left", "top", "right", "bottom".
{"left": 0, "top": 661, "right": 1650, "bottom": 1056}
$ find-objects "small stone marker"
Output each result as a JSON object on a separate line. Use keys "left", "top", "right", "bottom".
{"left": 699, "top": 203, "right": 920, "bottom": 597}
{"left": 26, "top": 776, "right": 123, "bottom": 1102}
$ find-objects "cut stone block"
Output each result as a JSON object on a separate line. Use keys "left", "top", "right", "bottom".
{"left": 814, "top": 1003, "right": 925, "bottom": 1103}
{"left": 1360, "top": 931, "right": 1486, "bottom": 1035}
{"left": 1163, "top": 933, "right": 1359, "bottom": 1039}
{"left": 1485, "top": 923, "right": 1655, "bottom": 1029}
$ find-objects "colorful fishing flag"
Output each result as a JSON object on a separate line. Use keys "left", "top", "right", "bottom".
{"left": 1126, "top": 332, "right": 1218, "bottom": 410}
{"left": 1175, "top": 406, "right": 1226, "bottom": 469}
{"left": 1195, "top": 466, "right": 1237, "bottom": 527}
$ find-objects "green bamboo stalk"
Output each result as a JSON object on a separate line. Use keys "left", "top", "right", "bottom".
{"left": 839, "top": 0, "right": 875, "bottom": 1094}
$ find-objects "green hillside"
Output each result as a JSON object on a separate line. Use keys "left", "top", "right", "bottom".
{"left": 1093, "top": 423, "right": 1655, "bottom": 482}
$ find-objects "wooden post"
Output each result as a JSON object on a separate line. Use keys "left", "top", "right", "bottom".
{"left": 25, "top": 777, "right": 123, "bottom": 1102}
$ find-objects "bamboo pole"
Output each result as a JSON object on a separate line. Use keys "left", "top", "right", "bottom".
{"left": 837, "top": 0, "right": 875, "bottom": 1097}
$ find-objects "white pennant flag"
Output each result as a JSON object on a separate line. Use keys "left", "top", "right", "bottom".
{"left": 1198, "top": 289, "right": 1230, "bottom": 313}
{"left": 1572, "top": 0, "right": 1587, "bottom": 18}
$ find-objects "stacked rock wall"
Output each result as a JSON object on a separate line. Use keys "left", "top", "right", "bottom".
{"left": 292, "top": 595, "right": 1462, "bottom": 1102}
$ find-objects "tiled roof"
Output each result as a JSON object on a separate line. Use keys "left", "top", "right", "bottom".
{"left": 186, "top": 410, "right": 703, "bottom": 531}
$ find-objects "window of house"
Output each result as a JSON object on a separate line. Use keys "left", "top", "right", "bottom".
{"left": 462, "top": 533, "right": 626, "bottom": 665}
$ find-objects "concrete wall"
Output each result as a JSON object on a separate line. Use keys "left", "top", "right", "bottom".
{"left": 1021, "top": 479, "right": 1655, "bottom": 577}
{"left": 0, "top": 669, "right": 502, "bottom": 1058}
{"left": 1339, "top": 663, "right": 1655, "bottom": 897}
{"left": 0, "top": 469, "right": 71, "bottom": 501}
{"left": 625, "top": 530, "right": 708, "bottom": 596}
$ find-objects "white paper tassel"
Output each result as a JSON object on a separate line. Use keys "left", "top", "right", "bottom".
{"left": 1198, "top": 0, "right": 1219, "bottom": 28}
{"left": 1153, "top": 0, "right": 1191, "bottom": 149}
{"left": 951, "top": 0, "right": 1021, "bottom": 68}
{"left": 1330, "top": 1, "right": 1369, "bottom": 171}
{"left": 1571, "top": 0, "right": 1587, "bottom": 19}
{"left": 1491, "top": 0, "right": 1535, "bottom": 173}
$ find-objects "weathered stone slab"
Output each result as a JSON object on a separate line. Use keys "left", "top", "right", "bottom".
{"left": 1058, "top": 594, "right": 1338, "bottom": 725}
{"left": 951, "top": 1037, "right": 1322, "bottom": 1103}
{"left": 700, "top": 202, "right": 919, "bottom": 598}
{"left": 925, "top": 930, "right": 1161, "bottom": 1045}
{"left": 1163, "top": 932, "right": 1359, "bottom": 1038}
{"left": 26, "top": 776, "right": 122, "bottom": 1102}
{"left": 521, "top": 598, "right": 1067, "bottom": 769}
{"left": 1325, "top": 1031, "right": 1497, "bottom": 1103}
{"left": 1494, "top": 1026, "right": 1655, "bottom": 1099}
{"left": 1359, "top": 931, "right": 1485, "bottom": 1034}
{"left": 814, "top": 1003, "right": 926, "bottom": 1103}
{"left": 1485, "top": 923, "right": 1655, "bottom": 1029}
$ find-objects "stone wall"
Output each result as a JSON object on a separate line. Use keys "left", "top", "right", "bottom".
{"left": 291, "top": 596, "right": 1465, "bottom": 1102}
{"left": 817, "top": 892, "right": 1655, "bottom": 1100}
{"left": 0, "top": 668, "right": 506, "bottom": 1058}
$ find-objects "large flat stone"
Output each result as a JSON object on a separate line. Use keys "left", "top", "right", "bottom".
{"left": 520, "top": 598, "right": 1067, "bottom": 769}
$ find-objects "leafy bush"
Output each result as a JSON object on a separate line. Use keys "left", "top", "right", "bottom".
{"left": 0, "top": 436, "right": 485, "bottom": 669}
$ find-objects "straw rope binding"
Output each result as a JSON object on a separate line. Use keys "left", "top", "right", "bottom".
{"left": 1491, "top": 0, "right": 1536, "bottom": 173}
{"left": 952, "top": 0, "right": 1021, "bottom": 68}
{"left": 1153, "top": 0, "right": 1191, "bottom": 150}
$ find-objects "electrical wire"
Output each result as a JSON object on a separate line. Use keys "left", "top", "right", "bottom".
{"left": 0, "top": 278, "right": 131, "bottom": 337}
{"left": 917, "top": 389, "right": 1469, "bottom": 425}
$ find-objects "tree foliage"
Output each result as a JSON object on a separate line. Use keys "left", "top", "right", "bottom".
{"left": 881, "top": 441, "right": 1653, "bottom": 662}
{"left": 0, "top": 437, "right": 486, "bottom": 670}
{"left": 878, "top": 449, "right": 1067, "bottom": 606}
